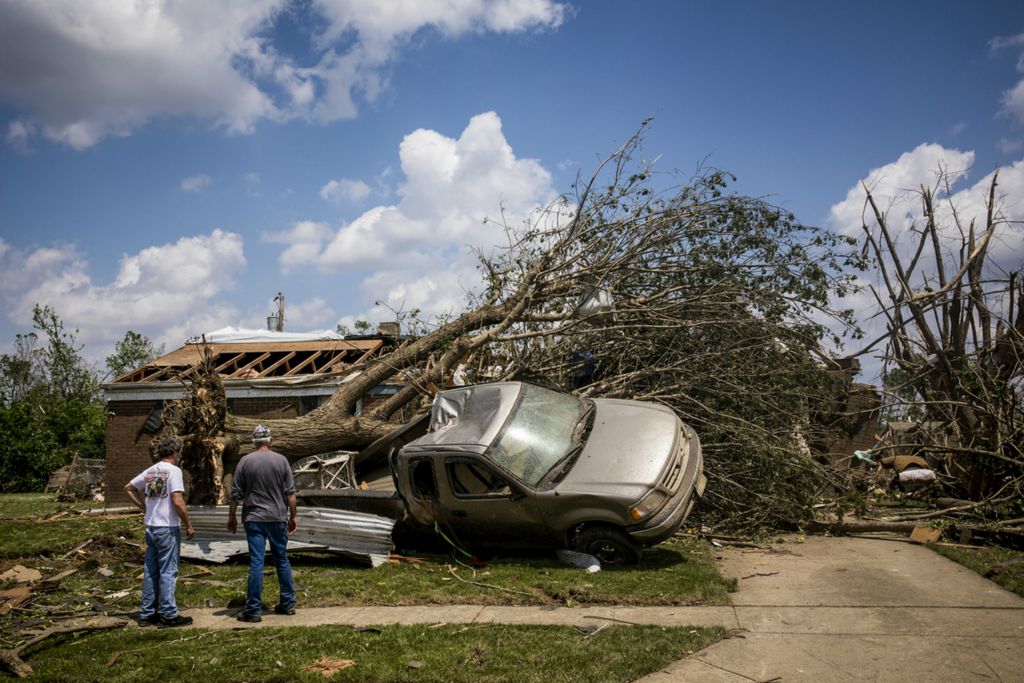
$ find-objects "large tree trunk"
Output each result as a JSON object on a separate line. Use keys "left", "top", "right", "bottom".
{"left": 225, "top": 412, "right": 398, "bottom": 459}
{"left": 217, "top": 302, "right": 519, "bottom": 460}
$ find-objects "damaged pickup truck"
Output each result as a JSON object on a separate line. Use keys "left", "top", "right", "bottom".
{"left": 298, "top": 382, "right": 705, "bottom": 564}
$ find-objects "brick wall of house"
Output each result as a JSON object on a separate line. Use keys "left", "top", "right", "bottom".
{"left": 228, "top": 397, "right": 299, "bottom": 420}
{"left": 104, "top": 400, "right": 161, "bottom": 506}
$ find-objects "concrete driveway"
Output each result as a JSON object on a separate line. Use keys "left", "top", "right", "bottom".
{"left": 639, "top": 534, "right": 1024, "bottom": 682}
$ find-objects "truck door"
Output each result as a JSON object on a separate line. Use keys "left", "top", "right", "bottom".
{"left": 435, "top": 456, "right": 550, "bottom": 549}
{"left": 395, "top": 456, "right": 440, "bottom": 526}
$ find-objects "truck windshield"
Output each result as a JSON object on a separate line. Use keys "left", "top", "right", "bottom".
{"left": 485, "top": 384, "right": 584, "bottom": 486}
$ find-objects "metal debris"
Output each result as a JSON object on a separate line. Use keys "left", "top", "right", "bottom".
{"left": 181, "top": 505, "right": 395, "bottom": 567}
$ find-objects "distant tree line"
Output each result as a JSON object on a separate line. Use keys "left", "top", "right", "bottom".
{"left": 0, "top": 306, "right": 161, "bottom": 492}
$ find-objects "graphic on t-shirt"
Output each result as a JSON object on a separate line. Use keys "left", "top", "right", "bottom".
{"left": 145, "top": 469, "right": 170, "bottom": 498}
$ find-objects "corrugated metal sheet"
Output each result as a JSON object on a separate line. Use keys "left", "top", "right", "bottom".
{"left": 181, "top": 505, "right": 395, "bottom": 567}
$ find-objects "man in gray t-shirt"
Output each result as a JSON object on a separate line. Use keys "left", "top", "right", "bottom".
{"left": 228, "top": 424, "right": 297, "bottom": 622}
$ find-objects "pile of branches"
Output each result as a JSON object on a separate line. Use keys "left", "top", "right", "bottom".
{"left": 858, "top": 169, "right": 1023, "bottom": 521}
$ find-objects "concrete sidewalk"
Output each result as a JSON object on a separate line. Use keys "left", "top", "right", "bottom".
{"left": 185, "top": 604, "right": 738, "bottom": 630}
{"left": 172, "top": 535, "right": 1024, "bottom": 681}
{"left": 638, "top": 535, "right": 1024, "bottom": 682}
{"left": 188, "top": 602, "right": 737, "bottom": 630}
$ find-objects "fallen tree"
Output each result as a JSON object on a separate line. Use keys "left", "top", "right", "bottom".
{"left": 178, "top": 123, "right": 862, "bottom": 529}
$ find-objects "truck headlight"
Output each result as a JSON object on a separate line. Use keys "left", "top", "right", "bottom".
{"left": 629, "top": 490, "right": 668, "bottom": 521}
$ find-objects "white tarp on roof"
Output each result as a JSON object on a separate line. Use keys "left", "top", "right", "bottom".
{"left": 194, "top": 326, "right": 345, "bottom": 344}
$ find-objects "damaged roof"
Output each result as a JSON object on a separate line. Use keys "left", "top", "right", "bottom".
{"left": 109, "top": 338, "right": 384, "bottom": 384}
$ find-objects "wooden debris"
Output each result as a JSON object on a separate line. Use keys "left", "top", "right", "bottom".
{"left": 909, "top": 526, "right": 942, "bottom": 544}
{"left": 301, "top": 657, "right": 355, "bottom": 677}
{"left": 388, "top": 553, "right": 427, "bottom": 564}
{"left": 35, "top": 568, "right": 78, "bottom": 592}
{"left": 0, "top": 616, "right": 129, "bottom": 677}
{"left": 60, "top": 539, "right": 94, "bottom": 559}
{"left": 0, "top": 566, "right": 42, "bottom": 584}
{"left": 179, "top": 566, "right": 214, "bottom": 579}
{"left": 0, "top": 587, "right": 32, "bottom": 616}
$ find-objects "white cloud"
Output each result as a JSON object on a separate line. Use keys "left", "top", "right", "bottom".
{"left": 281, "top": 297, "right": 336, "bottom": 329}
{"left": 264, "top": 112, "right": 552, "bottom": 321}
{"left": 320, "top": 177, "right": 372, "bottom": 204}
{"left": 0, "top": 0, "right": 568, "bottom": 149}
{"left": 998, "top": 137, "right": 1024, "bottom": 154}
{"left": 272, "top": 111, "right": 556, "bottom": 319}
{"left": 262, "top": 220, "right": 334, "bottom": 274}
{"left": 829, "top": 143, "right": 974, "bottom": 241}
{"left": 990, "top": 32, "right": 1024, "bottom": 55}
{"left": 6, "top": 119, "right": 33, "bottom": 153}
{"left": 949, "top": 121, "right": 967, "bottom": 136}
{"left": 180, "top": 174, "right": 212, "bottom": 192}
{"left": 0, "top": 230, "right": 247, "bottom": 351}
{"left": 365, "top": 267, "right": 476, "bottom": 318}
{"left": 992, "top": 32, "right": 1024, "bottom": 126}
{"left": 0, "top": 1, "right": 282, "bottom": 149}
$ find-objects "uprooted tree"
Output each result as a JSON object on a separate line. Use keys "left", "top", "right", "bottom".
{"left": 179, "top": 122, "right": 864, "bottom": 530}
{"left": 857, "top": 169, "right": 1023, "bottom": 516}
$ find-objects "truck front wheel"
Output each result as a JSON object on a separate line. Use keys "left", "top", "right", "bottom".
{"left": 574, "top": 526, "right": 641, "bottom": 565}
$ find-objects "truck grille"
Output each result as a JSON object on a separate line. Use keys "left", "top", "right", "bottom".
{"left": 660, "top": 425, "right": 686, "bottom": 492}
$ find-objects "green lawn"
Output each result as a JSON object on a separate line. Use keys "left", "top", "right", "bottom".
{"left": 1, "top": 492, "right": 733, "bottom": 681}
{"left": 1, "top": 494, "right": 735, "bottom": 609}
{"left": 931, "top": 544, "right": 1024, "bottom": 598}
{"left": 12, "top": 623, "right": 726, "bottom": 682}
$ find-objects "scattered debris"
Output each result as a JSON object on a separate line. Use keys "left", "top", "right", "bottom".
{"left": 0, "top": 616, "right": 129, "bottom": 677}
{"left": 0, "top": 587, "right": 32, "bottom": 616}
{"left": 740, "top": 572, "right": 780, "bottom": 580}
{"left": 59, "top": 539, "right": 94, "bottom": 560}
{"left": 181, "top": 506, "right": 395, "bottom": 567}
{"left": 556, "top": 549, "right": 601, "bottom": 573}
{"left": 37, "top": 568, "right": 77, "bottom": 591}
{"left": 301, "top": 656, "right": 355, "bottom": 677}
{"left": 0, "top": 566, "right": 42, "bottom": 584}
{"left": 909, "top": 526, "right": 942, "bottom": 544}
{"left": 46, "top": 455, "right": 105, "bottom": 502}
{"left": 179, "top": 565, "right": 214, "bottom": 579}
{"left": 446, "top": 565, "right": 533, "bottom": 597}
{"left": 574, "top": 623, "right": 608, "bottom": 638}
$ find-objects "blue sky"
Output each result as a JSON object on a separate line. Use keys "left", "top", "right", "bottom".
{"left": 1, "top": 1, "right": 1023, "bottom": 380}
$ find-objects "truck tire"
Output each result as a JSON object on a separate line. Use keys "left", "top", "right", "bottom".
{"left": 574, "top": 526, "right": 641, "bottom": 565}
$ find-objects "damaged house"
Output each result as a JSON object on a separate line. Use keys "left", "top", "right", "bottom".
{"left": 102, "top": 325, "right": 405, "bottom": 505}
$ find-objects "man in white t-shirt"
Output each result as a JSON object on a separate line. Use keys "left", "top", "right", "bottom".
{"left": 124, "top": 434, "right": 195, "bottom": 627}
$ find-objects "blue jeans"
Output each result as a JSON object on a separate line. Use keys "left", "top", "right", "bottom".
{"left": 140, "top": 526, "right": 180, "bottom": 619}
{"left": 244, "top": 521, "right": 295, "bottom": 616}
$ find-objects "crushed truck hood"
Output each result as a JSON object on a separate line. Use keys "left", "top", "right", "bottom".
{"left": 555, "top": 398, "right": 679, "bottom": 500}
